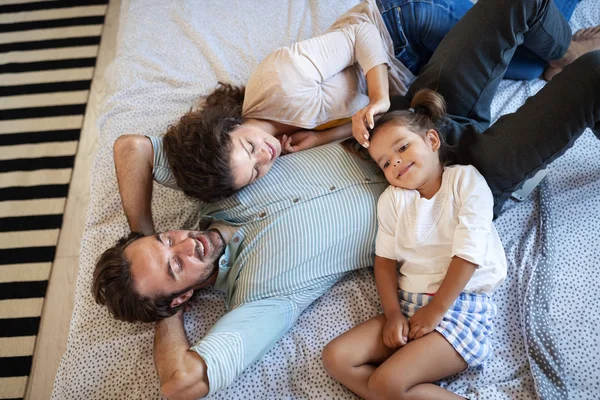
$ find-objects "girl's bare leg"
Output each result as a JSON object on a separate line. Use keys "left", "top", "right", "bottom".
{"left": 322, "top": 314, "right": 394, "bottom": 399}
{"left": 368, "top": 331, "right": 467, "bottom": 400}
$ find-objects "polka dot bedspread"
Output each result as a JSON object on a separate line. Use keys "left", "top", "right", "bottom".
{"left": 51, "top": 0, "right": 600, "bottom": 399}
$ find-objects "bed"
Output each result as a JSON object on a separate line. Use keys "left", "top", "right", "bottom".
{"left": 52, "top": 0, "right": 600, "bottom": 399}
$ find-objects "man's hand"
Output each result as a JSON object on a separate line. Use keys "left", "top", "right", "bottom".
{"left": 351, "top": 97, "right": 390, "bottom": 149}
{"left": 382, "top": 312, "right": 409, "bottom": 349}
{"left": 280, "top": 130, "right": 321, "bottom": 154}
{"left": 154, "top": 308, "right": 209, "bottom": 399}
{"left": 408, "top": 303, "right": 445, "bottom": 340}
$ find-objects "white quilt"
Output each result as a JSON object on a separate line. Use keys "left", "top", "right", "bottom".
{"left": 52, "top": 1, "right": 600, "bottom": 399}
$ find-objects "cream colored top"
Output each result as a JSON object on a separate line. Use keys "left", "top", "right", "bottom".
{"left": 376, "top": 165, "right": 507, "bottom": 294}
{"left": 242, "top": 0, "right": 415, "bottom": 129}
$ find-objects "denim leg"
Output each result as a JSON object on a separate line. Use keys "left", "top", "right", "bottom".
{"left": 505, "top": 48, "right": 549, "bottom": 80}
{"left": 469, "top": 51, "right": 600, "bottom": 215}
{"left": 404, "top": 0, "right": 572, "bottom": 128}
{"left": 505, "top": 0, "right": 580, "bottom": 80}
{"left": 377, "top": 0, "right": 473, "bottom": 76}
{"left": 378, "top": 0, "right": 578, "bottom": 79}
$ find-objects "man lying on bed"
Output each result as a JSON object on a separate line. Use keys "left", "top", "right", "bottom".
{"left": 94, "top": 141, "right": 389, "bottom": 398}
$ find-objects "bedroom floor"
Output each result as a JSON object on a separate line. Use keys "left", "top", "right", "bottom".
{"left": 24, "top": 1, "right": 121, "bottom": 399}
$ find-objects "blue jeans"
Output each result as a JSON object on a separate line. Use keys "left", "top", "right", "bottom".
{"left": 377, "top": 0, "right": 579, "bottom": 80}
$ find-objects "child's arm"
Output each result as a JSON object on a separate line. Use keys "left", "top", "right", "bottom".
{"left": 374, "top": 187, "right": 408, "bottom": 348}
{"left": 375, "top": 256, "right": 402, "bottom": 319}
{"left": 429, "top": 257, "right": 477, "bottom": 312}
{"left": 375, "top": 255, "right": 409, "bottom": 348}
{"left": 408, "top": 256, "right": 477, "bottom": 340}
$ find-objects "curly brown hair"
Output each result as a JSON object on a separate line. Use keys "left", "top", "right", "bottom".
{"left": 163, "top": 83, "right": 245, "bottom": 203}
{"left": 92, "top": 232, "right": 193, "bottom": 323}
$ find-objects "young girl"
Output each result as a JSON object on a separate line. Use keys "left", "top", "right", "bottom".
{"left": 322, "top": 89, "right": 507, "bottom": 400}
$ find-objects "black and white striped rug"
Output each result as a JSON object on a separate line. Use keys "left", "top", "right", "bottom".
{"left": 0, "top": 1, "right": 108, "bottom": 398}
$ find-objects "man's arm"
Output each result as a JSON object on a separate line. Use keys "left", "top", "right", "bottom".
{"left": 189, "top": 295, "right": 313, "bottom": 395}
{"left": 113, "top": 134, "right": 155, "bottom": 235}
{"left": 154, "top": 311, "right": 210, "bottom": 400}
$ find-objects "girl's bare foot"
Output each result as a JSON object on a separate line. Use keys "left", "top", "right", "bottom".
{"left": 543, "top": 25, "right": 600, "bottom": 81}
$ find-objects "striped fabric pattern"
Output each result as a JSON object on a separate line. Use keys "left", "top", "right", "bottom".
{"left": 149, "top": 137, "right": 393, "bottom": 392}
{"left": 0, "top": 1, "right": 107, "bottom": 399}
{"left": 399, "top": 290, "right": 497, "bottom": 368}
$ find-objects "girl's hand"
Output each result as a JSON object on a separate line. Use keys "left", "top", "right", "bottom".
{"left": 351, "top": 97, "right": 390, "bottom": 149}
{"left": 382, "top": 313, "right": 409, "bottom": 349}
{"left": 280, "top": 131, "right": 321, "bottom": 154}
{"left": 408, "top": 304, "right": 445, "bottom": 340}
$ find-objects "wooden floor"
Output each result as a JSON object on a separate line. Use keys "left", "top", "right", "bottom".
{"left": 25, "top": 1, "right": 121, "bottom": 398}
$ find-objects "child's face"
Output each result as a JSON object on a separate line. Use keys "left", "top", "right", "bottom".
{"left": 368, "top": 123, "right": 441, "bottom": 191}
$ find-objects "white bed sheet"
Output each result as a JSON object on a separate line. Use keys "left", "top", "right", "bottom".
{"left": 52, "top": 1, "right": 600, "bottom": 399}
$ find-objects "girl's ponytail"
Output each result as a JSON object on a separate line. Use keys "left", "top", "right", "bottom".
{"left": 410, "top": 89, "right": 446, "bottom": 123}
{"left": 364, "top": 88, "right": 456, "bottom": 166}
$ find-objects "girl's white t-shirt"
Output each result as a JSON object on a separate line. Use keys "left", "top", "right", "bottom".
{"left": 375, "top": 165, "right": 507, "bottom": 294}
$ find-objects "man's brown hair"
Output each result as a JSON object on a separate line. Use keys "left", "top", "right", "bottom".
{"left": 92, "top": 232, "right": 191, "bottom": 323}
{"left": 163, "top": 83, "right": 245, "bottom": 203}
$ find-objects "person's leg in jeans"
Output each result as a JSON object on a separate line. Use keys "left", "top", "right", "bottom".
{"left": 377, "top": 0, "right": 473, "bottom": 76}
{"left": 471, "top": 51, "right": 600, "bottom": 215}
{"left": 377, "top": 0, "right": 579, "bottom": 80}
{"left": 403, "top": 0, "right": 572, "bottom": 128}
{"left": 508, "top": 0, "right": 580, "bottom": 80}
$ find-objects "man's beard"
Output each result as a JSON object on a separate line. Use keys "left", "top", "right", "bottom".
{"left": 189, "top": 229, "right": 225, "bottom": 286}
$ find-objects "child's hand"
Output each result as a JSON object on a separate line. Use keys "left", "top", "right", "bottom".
{"left": 408, "top": 304, "right": 445, "bottom": 340}
{"left": 382, "top": 313, "right": 409, "bottom": 349}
